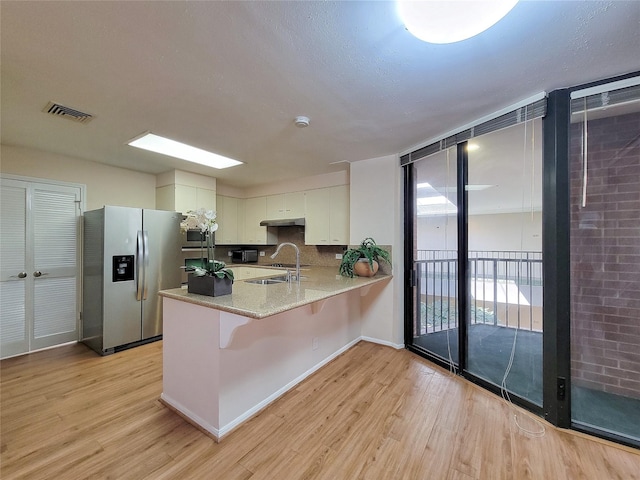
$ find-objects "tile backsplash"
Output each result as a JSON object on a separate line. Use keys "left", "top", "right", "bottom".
{"left": 214, "top": 226, "right": 346, "bottom": 267}
{"left": 180, "top": 226, "right": 392, "bottom": 277}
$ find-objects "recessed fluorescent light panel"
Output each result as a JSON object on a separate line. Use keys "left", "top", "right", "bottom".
{"left": 127, "top": 132, "right": 243, "bottom": 169}
{"left": 416, "top": 182, "right": 457, "bottom": 216}
{"left": 397, "top": 0, "right": 519, "bottom": 44}
{"left": 416, "top": 182, "right": 496, "bottom": 216}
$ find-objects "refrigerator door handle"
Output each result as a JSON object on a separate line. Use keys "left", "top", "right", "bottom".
{"left": 142, "top": 230, "right": 149, "bottom": 300}
{"left": 136, "top": 230, "right": 144, "bottom": 301}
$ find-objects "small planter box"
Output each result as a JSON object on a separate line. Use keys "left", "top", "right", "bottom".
{"left": 187, "top": 274, "right": 233, "bottom": 297}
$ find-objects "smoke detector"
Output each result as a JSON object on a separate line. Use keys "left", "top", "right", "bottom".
{"left": 294, "top": 116, "right": 310, "bottom": 128}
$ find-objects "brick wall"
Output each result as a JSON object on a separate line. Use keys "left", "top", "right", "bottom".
{"left": 570, "top": 111, "right": 640, "bottom": 400}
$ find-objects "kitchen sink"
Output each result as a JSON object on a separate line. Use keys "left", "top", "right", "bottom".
{"left": 244, "top": 276, "right": 289, "bottom": 285}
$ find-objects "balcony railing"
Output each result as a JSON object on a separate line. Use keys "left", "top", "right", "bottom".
{"left": 415, "top": 250, "right": 543, "bottom": 335}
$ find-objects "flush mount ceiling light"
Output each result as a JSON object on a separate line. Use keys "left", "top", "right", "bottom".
{"left": 397, "top": 0, "right": 519, "bottom": 44}
{"left": 127, "top": 132, "right": 243, "bottom": 169}
{"left": 466, "top": 143, "right": 479, "bottom": 152}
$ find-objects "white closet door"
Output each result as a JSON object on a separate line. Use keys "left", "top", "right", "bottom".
{"left": 31, "top": 185, "right": 81, "bottom": 350}
{"left": 0, "top": 182, "right": 29, "bottom": 358}
{"left": 0, "top": 178, "right": 82, "bottom": 358}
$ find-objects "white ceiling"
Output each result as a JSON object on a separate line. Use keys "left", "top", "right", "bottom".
{"left": 2, "top": 1, "right": 639, "bottom": 189}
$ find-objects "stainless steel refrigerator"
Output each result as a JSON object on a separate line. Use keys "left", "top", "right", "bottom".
{"left": 82, "top": 206, "right": 181, "bottom": 355}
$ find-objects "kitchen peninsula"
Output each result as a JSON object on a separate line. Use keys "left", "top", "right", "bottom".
{"left": 158, "top": 266, "right": 391, "bottom": 441}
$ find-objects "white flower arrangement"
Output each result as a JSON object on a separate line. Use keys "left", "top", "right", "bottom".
{"left": 180, "top": 208, "right": 219, "bottom": 234}
{"left": 180, "top": 208, "right": 233, "bottom": 280}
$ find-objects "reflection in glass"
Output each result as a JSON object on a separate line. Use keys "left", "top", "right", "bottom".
{"left": 569, "top": 88, "right": 640, "bottom": 443}
{"left": 466, "top": 119, "right": 544, "bottom": 406}
{"left": 412, "top": 147, "right": 459, "bottom": 365}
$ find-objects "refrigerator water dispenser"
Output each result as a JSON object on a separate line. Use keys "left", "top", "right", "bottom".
{"left": 112, "top": 255, "right": 134, "bottom": 282}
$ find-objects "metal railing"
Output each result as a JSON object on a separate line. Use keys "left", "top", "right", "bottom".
{"left": 415, "top": 250, "right": 543, "bottom": 335}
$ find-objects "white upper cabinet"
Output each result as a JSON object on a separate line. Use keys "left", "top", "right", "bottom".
{"left": 196, "top": 188, "right": 217, "bottom": 214}
{"left": 266, "top": 192, "right": 306, "bottom": 219}
{"left": 214, "top": 185, "right": 347, "bottom": 246}
{"left": 304, "top": 185, "right": 349, "bottom": 245}
{"left": 243, "top": 196, "right": 277, "bottom": 245}
{"left": 216, "top": 195, "right": 240, "bottom": 245}
{"left": 157, "top": 184, "right": 216, "bottom": 214}
{"left": 156, "top": 170, "right": 216, "bottom": 214}
{"left": 174, "top": 184, "right": 197, "bottom": 214}
{"left": 328, "top": 185, "right": 349, "bottom": 244}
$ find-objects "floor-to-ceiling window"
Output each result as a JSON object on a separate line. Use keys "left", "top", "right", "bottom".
{"left": 404, "top": 98, "right": 545, "bottom": 411}
{"left": 568, "top": 79, "right": 640, "bottom": 444}
{"left": 466, "top": 120, "right": 543, "bottom": 407}
{"left": 404, "top": 73, "right": 640, "bottom": 449}
{"left": 411, "top": 146, "right": 459, "bottom": 366}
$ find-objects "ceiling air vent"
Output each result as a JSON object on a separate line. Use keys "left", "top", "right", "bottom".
{"left": 43, "top": 101, "right": 94, "bottom": 124}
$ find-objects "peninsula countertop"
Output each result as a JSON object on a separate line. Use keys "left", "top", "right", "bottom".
{"left": 159, "top": 266, "right": 392, "bottom": 319}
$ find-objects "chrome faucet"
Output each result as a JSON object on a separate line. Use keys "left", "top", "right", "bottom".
{"left": 271, "top": 242, "right": 300, "bottom": 284}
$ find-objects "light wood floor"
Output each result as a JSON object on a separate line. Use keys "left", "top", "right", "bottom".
{"left": 1, "top": 341, "right": 638, "bottom": 479}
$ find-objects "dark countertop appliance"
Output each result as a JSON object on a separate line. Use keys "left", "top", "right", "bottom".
{"left": 232, "top": 249, "right": 258, "bottom": 263}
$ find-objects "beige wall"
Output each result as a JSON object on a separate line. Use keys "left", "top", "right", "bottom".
{"left": 1, "top": 145, "right": 157, "bottom": 210}
{"left": 417, "top": 211, "right": 543, "bottom": 252}
{"left": 350, "top": 154, "right": 404, "bottom": 348}
{"left": 468, "top": 212, "right": 542, "bottom": 252}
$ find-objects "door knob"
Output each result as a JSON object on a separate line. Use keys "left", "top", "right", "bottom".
{"left": 33, "top": 271, "right": 42, "bottom": 277}
{"left": 10, "top": 272, "right": 27, "bottom": 278}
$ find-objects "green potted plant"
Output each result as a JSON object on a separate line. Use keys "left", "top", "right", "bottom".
{"left": 181, "top": 208, "right": 234, "bottom": 296}
{"left": 188, "top": 259, "right": 235, "bottom": 296}
{"left": 339, "top": 237, "right": 391, "bottom": 278}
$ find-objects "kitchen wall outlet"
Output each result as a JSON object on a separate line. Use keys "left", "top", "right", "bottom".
{"left": 227, "top": 250, "right": 232, "bottom": 257}
{"left": 312, "top": 337, "right": 319, "bottom": 351}
{"left": 335, "top": 253, "right": 342, "bottom": 260}
{"left": 260, "top": 251, "right": 265, "bottom": 257}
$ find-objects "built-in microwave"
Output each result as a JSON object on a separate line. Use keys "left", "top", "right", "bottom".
{"left": 181, "top": 229, "right": 211, "bottom": 249}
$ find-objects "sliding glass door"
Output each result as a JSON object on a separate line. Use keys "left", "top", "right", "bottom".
{"left": 410, "top": 146, "right": 459, "bottom": 366}
{"left": 406, "top": 118, "right": 544, "bottom": 409}
{"left": 466, "top": 120, "right": 544, "bottom": 407}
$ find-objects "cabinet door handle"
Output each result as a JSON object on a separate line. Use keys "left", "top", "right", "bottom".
{"left": 33, "top": 271, "right": 42, "bottom": 277}
{"left": 11, "top": 272, "right": 28, "bottom": 279}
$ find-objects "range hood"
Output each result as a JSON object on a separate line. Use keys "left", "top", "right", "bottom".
{"left": 259, "top": 218, "right": 305, "bottom": 227}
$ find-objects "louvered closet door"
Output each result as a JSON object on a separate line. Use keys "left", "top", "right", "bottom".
{"left": 31, "top": 184, "right": 81, "bottom": 351}
{"left": 0, "top": 178, "right": 82, "bottom": 358}
{"left": 0, "top": 181, "right": 29, "bottom": 358}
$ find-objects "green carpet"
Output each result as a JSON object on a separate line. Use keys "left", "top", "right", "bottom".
{"left": 572, "top": 385, "right": 640, "bottom": 442}
{"left": 414, "top": 324, "right": 542, "bottom": 405}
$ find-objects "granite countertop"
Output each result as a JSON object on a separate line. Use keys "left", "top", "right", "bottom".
{"left": 159, "top": 266, "right": 392, "bottom": 319}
